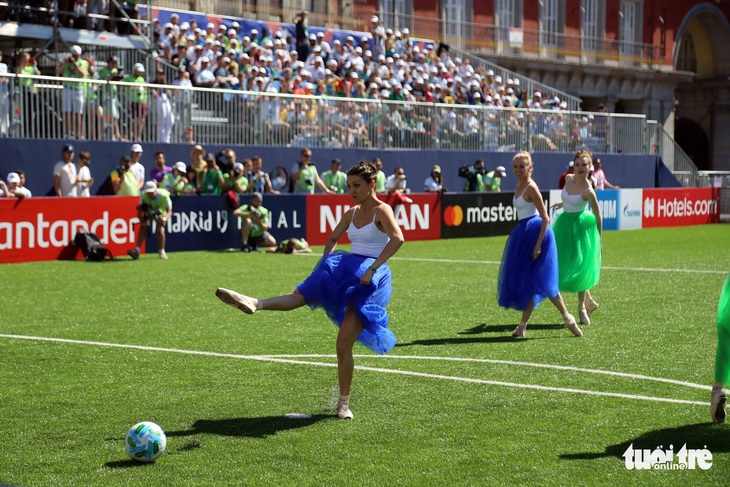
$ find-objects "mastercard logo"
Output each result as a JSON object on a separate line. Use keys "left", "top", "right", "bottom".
{"left": 443, "top": 205, "right": 464, "bottom": 226}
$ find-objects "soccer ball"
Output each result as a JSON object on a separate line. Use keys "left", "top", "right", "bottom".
{"left": 125, "top": 421, "right": 167, "bottom": 463}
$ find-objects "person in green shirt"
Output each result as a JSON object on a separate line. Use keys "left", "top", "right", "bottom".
{"left": 123, "top": 63, "right": 148, "bottom": 141}
{"left": 110, "top": 156, "right": 138, "bottom": 196}
{"left": 16, "top": 52, "right": 39, "bottom": 137}
{"left": 372, "top": 157, "right": 387, "bottom": 193}
{"left": 197, "top": 154, "right": 226, "bottom": 194}
{"left": 98, "top": 55, "right": 122, "bottom": 140}
{"left": 322, "top": 158, "right": 347, "bottom": 194}
{"left": 233, "top": 192, "right": 276, "bottom": 252}
{"left": 221, "top": 162, "right": 249, "bottom": 208}
{"left": 463, "top": 159, "right": 487, "bottom": 192}
{"left": 128, "top": 181, "right": 173, "bottom": 260}
{"left": 292, "top": 148, "right": 333, "bottom": 194}
{"left": 484, "top": 165, "right": 507, "bottom": 192}
{"left": 57, "top": 45, "right": 88, "bottom": 139}
{"left": 161, "top": 161, "right": 188, "bottom": 196}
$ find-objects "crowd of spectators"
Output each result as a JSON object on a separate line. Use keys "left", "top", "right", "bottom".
{"left": 0, "top": 8, "right": 611, "bottom": 152}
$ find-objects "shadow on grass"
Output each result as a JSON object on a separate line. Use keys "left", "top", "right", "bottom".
{"left": 166, "top": 414, "right": 333, "bottom": 439}
{"left": 459, "top": 323, "right": 565, "bottom": 334}
{"left": 560, "top": 423, "right": 730, "bottom": 461}
{"left": 397, "top": 323, "right": 566, "bottom": 347}
{"left": 104, "top": 459, "right": 156, "bottom": 468}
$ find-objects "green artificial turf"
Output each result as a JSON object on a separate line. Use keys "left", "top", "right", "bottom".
{"left": 1, "top": 224, "right": 728, "bottom": 486}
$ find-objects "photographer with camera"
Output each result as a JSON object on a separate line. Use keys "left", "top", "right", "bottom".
{"left": 234, "top": 192, "right": 276, "bottom": 253}
{"left": 57, "top": 45, "right": 89, "bottom": 139}
{"left": 459, "top": 159, "right": 486, "bottom": 192}
{"left": 127, "top": 181, "right": 173, "bottom": 260}
{"left": 110, "top": 155, "right": 138, "bottom": 196}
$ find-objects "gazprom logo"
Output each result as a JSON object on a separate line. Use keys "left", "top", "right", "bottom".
{"left": 623, "top": 204, "right": 640, "bottom": 217}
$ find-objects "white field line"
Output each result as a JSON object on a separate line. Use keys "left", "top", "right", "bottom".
{"left": 0, "top": 334, "right": 708, "bottom": 406}
{"left": 368, "top": 256, "right": 727, "bottom": 275}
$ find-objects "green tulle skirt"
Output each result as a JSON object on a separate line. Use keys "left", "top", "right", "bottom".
{"left": 552, "top": 210, "right": 602, "bottom": 293}
{"left": 715, "top": 274, "right": 730, "bottom": 384}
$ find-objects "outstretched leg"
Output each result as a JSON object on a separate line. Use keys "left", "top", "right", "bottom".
{"left": 335, "top": 306, "right": 363, "bottom": 419}
{"left": 215, "top": 288, "right": 306, "bottom": 314}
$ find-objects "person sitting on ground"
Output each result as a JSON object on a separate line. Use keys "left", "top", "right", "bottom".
{"left": 266, "top": 237, "right": 312, "bottom": 254}
{"left": 127, "top": 181, "right": 173, "bottom": 260}
{"left": 233, "top": 192, "right": 276, "bottom": 252}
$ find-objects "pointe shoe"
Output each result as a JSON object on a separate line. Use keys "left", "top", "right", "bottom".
{"left": 711, "top": 387, "right": 727, "bottom": 423}
{"left": 512, "top": 324, "right": 527, "bottom": 338}
{"left": 563, "top": 313, "right": 583, "bottom": 337}
{"left": 337, "top": 400, "right": 354, "bottom": 419}
{"left": 215, "top": 288, "right": 259, "bottom": 314}
{"left": 585, "top": 297, "right": 599, "bottom": 318}
{"left": 578, "top": 307, "right": 591, "bottom": 325}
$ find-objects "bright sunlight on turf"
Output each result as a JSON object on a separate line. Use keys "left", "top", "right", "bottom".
{"left": 1, "top": 225, "right": 728, "bottom": 486}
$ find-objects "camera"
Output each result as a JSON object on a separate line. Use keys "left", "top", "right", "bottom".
{"left": 252, "top": 209, "right": 263, "bottom": 219}
{"left": 304, "top": 178, "right": 313, "bottom": 186}
{"left": 458, "top": 164, "right": 477, "bottom": 179}
{"left": 110, "top": 70, "right": 125, "bottom": 81}
{"left": 118, "top": 164, "right": 128, "bottom": 173}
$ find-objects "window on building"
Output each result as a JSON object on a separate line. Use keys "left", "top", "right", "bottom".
{"left": 581, "top": 0, "right": 605, "bottom": 58}
{"left": 540, "top": 0, "right": 560, "bottom": 47}
{"left": 495, "top": 0, "right": 523, "bottom": 43}
{"left": 619, "top": 0, "right": 642, "bottom": 56}
{"left": 380, "top": 0, "right": 412, "bottom": 33}
{"left": 443, "top": 0, "right": 471, "bottom": 43}
{"left": 676, "top": 34, "right": 697, "bottom": 73}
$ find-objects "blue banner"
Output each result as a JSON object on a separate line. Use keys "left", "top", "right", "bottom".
{"left": 145, "top": 194, "right": 307, "bottom": 253}
{"left": 596, "top": 190, "right": 619, "bottom": 231}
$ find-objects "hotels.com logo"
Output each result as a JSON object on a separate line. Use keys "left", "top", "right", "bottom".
{"left": 443, "top": 205, "right": 464, "bottom": 226}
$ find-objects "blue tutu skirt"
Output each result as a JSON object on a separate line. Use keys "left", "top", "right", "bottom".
{"left": 497, "top": 215, "right": 560, "bottom": 311}
{"left": 296, "top": 251, "right": 396, "bottom": 354}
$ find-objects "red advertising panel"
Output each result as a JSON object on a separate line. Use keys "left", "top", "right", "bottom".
{"left": 305, "top": 193, "right": 441, "bottom": 245}
{"left": 642, "top": 188, "right": 720, "bottom": 228}
{"left": 0, "top": 196, "right": 140, "bottom": 263}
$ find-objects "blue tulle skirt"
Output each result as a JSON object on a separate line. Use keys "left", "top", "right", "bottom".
{"left": 497, "top": 215, "right": 560, "bottom": 311}
{"left": 296, "top": 250, "right": 396, "bottom": 354}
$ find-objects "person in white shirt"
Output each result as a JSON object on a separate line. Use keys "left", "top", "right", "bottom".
{"left": 53, "top": 144, "right": 78, "bottom": 197}
{"left": 76, "top": 151, "right": 93, "bottom": 197}
{"left": 129, "top": 143, "right": 145, "bottom": 191}
{"left": 424, "top": 165, "right": 445, "bottom": 193}
{"left": 1, "top": 172, "right": 31, "bottom": 198}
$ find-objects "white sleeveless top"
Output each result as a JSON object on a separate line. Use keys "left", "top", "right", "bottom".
{"left": 561, "top": 187, "right": 589, "bottom": 213}
{"left": 348, "top": 207, "right": 390, "bottom": 258}
{"left": 513, "top": 190, "right": 538, "bottom": 220}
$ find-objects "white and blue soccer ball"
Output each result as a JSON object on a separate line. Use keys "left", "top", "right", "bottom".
{"left": 125, "top": 421, "right": 167, "bottom": 463}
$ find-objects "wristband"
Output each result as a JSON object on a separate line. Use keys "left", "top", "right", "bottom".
{"left": 369, "top": 266, "right": 378, "bottom": 272}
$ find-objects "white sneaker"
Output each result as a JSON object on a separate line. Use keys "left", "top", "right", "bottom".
{"left": 711, "top": 387, "right": 727, "bottom": 423}
{"left": 159, "top": 250, "right": 168, "bottom": 260}
{"left": 215, "top": 288, "right": 258, "bottom": 314}
{"left": 563, "top": 313, "right": 583, "bottom": 337}
{"left": 337, "top": 400, "right": 354, "bottom": 419}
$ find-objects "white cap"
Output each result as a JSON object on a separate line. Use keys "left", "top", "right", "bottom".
{"left": 232, "top": 22, "right": 240, "bottom": 28}
{"left": 495, "top": 166, "right": 507, "bottom": 176}
{"left": 251, "top": 29, "right": 258, "bottom": 35}
{"left": 170, "top": 13, "right": 179, "bottom": 19}
{"left": 559, "top": 101, "right": 568, "bottom": 108}
{"left": 71, "top": 45, "right": 82, "bottom": 55}
{"left": 174, "top": 161, "right": 187, "bottom": 172}
{"left": 494, "top": 75, "right": 502, "bottom": 83}
{"left": 486, "top": 69, "right": 494, "bottom": 76}
{"left": 133, "top": 63, "right": 145, "bottom": 72}
{"left": 131, "top": 143, "right": 143, "bottom": 153}
{"left": 402, "top": 28, "right": 409, "bottom": 35}
{"left": 371, "top": 15, "right": 379, "bottom": 22}
{"left": 180, "top": 22, "right": 190, "bottom": 30}
{"left": 7, "top": 172, "right": 20, "bottom": 184}
{"left": 317, "top": 31, "right": 324, "bottom": 37}
{"left": 143, "top": 181, "right": 158, "bottom": 193}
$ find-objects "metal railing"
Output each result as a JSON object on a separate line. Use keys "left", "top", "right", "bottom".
{"left": 1, "top": 73, "right": 652, "bottom": 155}
{"left": 698, "top": 171, "right": 730, "bottom": 221}
{"left": 648, "top": 120, "right": 700, "bottom": 187}
{"left": 376, "top": 12, "right": 665, "bottom": 70}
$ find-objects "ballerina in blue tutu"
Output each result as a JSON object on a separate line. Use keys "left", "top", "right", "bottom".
{"left": 497, "top": 151, "right": 583, "bottom": 338}
{"left": 216, "top": 161, "right": 405, "bottom": 419}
